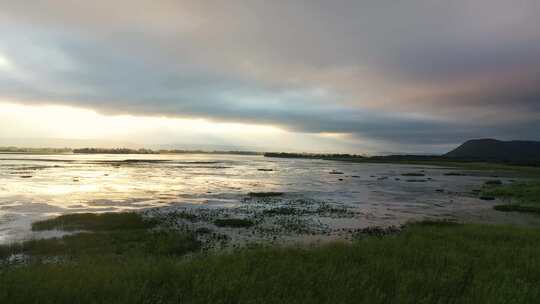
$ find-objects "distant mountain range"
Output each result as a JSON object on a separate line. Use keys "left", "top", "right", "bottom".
{"left": 2, "top": 137, "right": 539, "bottom": 165}
{"left": 264, "top": 138, "right": 540, "bottom": 166}
{"left": 445, "top": 139, "right": 540, "bottom": 164}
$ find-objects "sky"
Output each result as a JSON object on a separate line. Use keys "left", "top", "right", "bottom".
{"left": 0, "top": 1, "right": 539, "bottom": 154}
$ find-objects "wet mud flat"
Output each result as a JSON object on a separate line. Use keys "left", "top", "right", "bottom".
{"left": 141, "top": 188, "right": 497, "bottom": 251}
{"left": 143, "top": 192, "right": 359, "bottom": 250}
{"left": 2, "top": 153, "right": 540, "bottom": 245}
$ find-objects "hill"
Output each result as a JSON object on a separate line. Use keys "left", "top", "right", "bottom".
{"left": 445, "top": 139, "right": 540, "bottom": 164}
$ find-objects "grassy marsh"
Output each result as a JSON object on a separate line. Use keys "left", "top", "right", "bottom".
{"left": 31, "top": 212, "right": 157, "bottom": 231}
{"left": 2, "top": 171, "right": 540, "bottom": 303}
{"left": 1, "top": 213, "right": 198, "bottom": 260}
{"left": 3, "top": 221, "right": 540, "bottom": 303}
{"left": 483, "top": 181, "right": 540, "bottom": 213}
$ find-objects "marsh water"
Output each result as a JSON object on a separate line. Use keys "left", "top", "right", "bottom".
{"left": 1, "top": 153, "right": 538, "bottom": 244}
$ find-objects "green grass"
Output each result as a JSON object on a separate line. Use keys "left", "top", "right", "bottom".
{"left": 483, "top": 181, "right": 540, "bottom": 213}
{"left": 31, "top": 212, "right": 157, "bottom": 231}
{"left": 0, "top": 230, "right": 198, "bottom": 259}
{"left": 3, "top": 222, "right": 540, "bottom": 303}
{"left": 1, "top": 213, "right": 198, "bottom": 260}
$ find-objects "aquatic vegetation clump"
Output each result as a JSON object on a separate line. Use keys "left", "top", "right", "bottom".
{"left": 214, "top": 218, "right": 255, "bottom": 228}
{"left": 329, "top": 170, "right": 344, "bottom": 174}
{"left": 401, "top": 172, "right": 425, "bottom": 177}
{"left": 484, "top": 181, "right": 540, "bottom": 213}
{"left": 479, "top": 196, "right": 495, "bottom": 201}
{"left": 485, "top": 179, "right": 503, "bottom": 186}
{"left": 444, "top": 172, "right": 467, "bottom": 176}
{"left": 31, "top": 212, "right": 157, "bottom": 231}
{"left": 248, "top": 192, "right": 284, "bottom": 198}
{"left": 263, "top": 207, "right": 298, "bottom": 216}
{"left": 1, "top": 213, "right": 198, "bottom": 261}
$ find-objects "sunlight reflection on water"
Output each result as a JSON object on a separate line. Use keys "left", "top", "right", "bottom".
{"left": 0, "top": 153, "right": 536, "bottom": 243}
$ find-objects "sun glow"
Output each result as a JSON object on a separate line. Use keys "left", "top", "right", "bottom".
{"left": 0, "top": 102, "right": 283, "bottom": 143}
{"left": 0, "top": 101, "right": 360, "bottom": 153}
{"left": 0, "top": 54, "right": 14, "bottom": 72}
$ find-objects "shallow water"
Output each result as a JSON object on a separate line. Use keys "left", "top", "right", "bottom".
{"left": 0, "top": 153, "right": 538, "bottom": 244}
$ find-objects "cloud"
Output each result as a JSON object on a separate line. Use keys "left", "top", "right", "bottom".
{"left": 0, "top": 0, "right": 539, "bottom": 152}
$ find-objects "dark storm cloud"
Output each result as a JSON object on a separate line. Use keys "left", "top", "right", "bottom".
{"left": 1, "top": 0, "right": 539, "bottom": 150}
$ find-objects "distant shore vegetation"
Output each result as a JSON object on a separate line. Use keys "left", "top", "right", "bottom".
{"left": 2, "top": 137, "right": 540, "bottom": 167}
{"left": 73, "top": 148, "right": 262, "bottom": 155}
{"left": 0, "top": 146, "right": 72, "bottom": 153}
{"left": 0, "top": 146, "right": 261, "bottom": 155}
{"left": 264, "top": 139, "right": 540, "bottom": 167}
{"left": 73, "top": 148, "right": 157, "bottom": 154}
{"left": 264, "top": 152, "right": 540, "bottom": 168}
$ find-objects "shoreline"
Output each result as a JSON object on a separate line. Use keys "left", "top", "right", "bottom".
{"left": 1, "top": 154, "right": 539, "bottom": 246}
{"left": 1, "top": 176, "right": 539, "bottom": 302}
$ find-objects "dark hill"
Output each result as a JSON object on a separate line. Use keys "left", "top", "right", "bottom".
{"left": 445, "top": 139, "right": 540, "bottom": 164}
